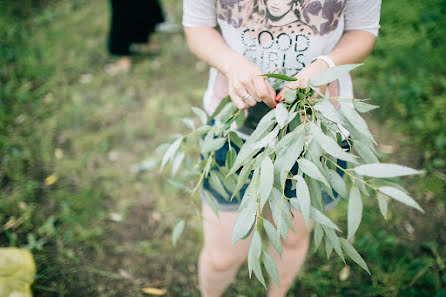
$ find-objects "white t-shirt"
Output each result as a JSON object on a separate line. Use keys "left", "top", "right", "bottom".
{"left": 183, "top": 0, "right": 381, "bottom": 115}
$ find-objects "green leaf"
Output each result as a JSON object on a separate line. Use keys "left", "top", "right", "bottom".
{"left": 297, "top": 159, "right": 330, "bottom": 188}
{"left": 310, "top": 64, "right": 362, "bottom": 87}
{"left": 339, "top": 238, "right": 370, "bottom": 274}
{"left": 225, "top": 148, "right": 237, "bottom": 170}
{"left": 262, "top": 251, "right": 280, "bottom": 288}
{"left": 275, "top": 133, "right": 305, "bottom": 185}
{"left": 231, "top": 159, "right": 254, "bottom": 200}
{"left": 353, "top": 100, "right": 379, "bottom": 113}
{"left": 235, "top": 110, "right": 246, "bottom": 128}
{"left": 293, "top": 175, "right": 311, "bottom": 228}
{"left": 264, "top": 220, "right": 282, "bottom": 256}
{"left": 290, "top": 200, "right": 341, "bottom": 232}
{"left": 201, "top": 190, "right": 220, "bottom": 217}
{"left": 182, "top": 118, "right": 195, "bottom": 129}
{"left": 192, "top": 125, "right": 212, "bottom": 136}
{"left": 273, "top": 125, "right": 304, "bottom": 153}
{"left": 376, "top": 192, "right": 388, "bottom": 219}
{"left": 339, "top": 103, "right": 376, "bottom": 144}
{"left": 172, "top": 220, "right": 185, "bottom": 246}
{"left": 323, "top": 226, "right": 345, "bottom": 263}
{"left": 232, "top": 199, "right": 257, "bottom": 244}
{"left": 275, "top": 103, "right": 288, "bottom": 128}
{"left": 283, "top": 89, "right": 297, "bottom": 104}
{"left": 209, "top": 171, "right": 229, "bottom": 199}
{"left": 192, "top": 106, "right": 208, "bottom": 125}
{"left": 261, "top": 73, "right": 297, "bottom": 81}
{"left": 161, "top": 138, "right": 182, "bottom": 171}
{"left": 269, "top": 188, "right": 288, "bottom": 240}
{"left": 325, "top": 233, "right": 334, "bottom": 258}
{"left": 353, "top": 163, "right": 424, "bottom": 178}
{"left": 347, "top": 187, "right": 362, "bottom": 241}
{"left": 313, "top": 223, "right": 324, "bottom": 252}
{"left": 248, "top": 249, "right": 266, "bottom": 287}
{"left": 253, "top": 126, "right": 280, "bottom": 149}
{"left": 313, "top": 100, "right": 342, "bottom": 124}
{"left": 326, "top": 169, "right": 348, "bottom": 198}
{"left": 378, "top": 186, "right": 424, "bottom": 213}
{"left": 250, "top": 231, "right": 262, "bottom": 259}
{"left": 171, "top": 151, "right": 185, "bottom": 175}
{"left": 228, "top": 131, "right": 244, "bottom": 148}
{"left": 201, "top": 137, "right": 226, "bottom": 153}
{"left": 259, "top": 156, "right": 274, "bottom": 209}
{"left": 210, "top": 95, "right": 231, "bottom": 119}
{"left": 310, "top": 123, "right": 358, "bottom": 164}
{"left": 353, "top": 139, "right": 379, "bottom": 164}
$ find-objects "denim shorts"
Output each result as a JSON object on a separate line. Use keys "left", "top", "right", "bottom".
{"left": 200, "top": 136, "right": 349, "bottom": 212}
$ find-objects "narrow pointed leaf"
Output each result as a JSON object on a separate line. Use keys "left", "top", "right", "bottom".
{"left": 249, "top": 231, "right": 262, "bottom": 259}
{"left": 264, "top": 220, "right": 282, "bottom": 256}
{"left": 353, "top": 100, "right": 379, "bottom": 113}
{"left": 161, "top": 138, "right": 182, "bottom": 171}
{"left": 310, "top": 64, "right": 362, "bottom": 86}
{"left": 297, "top": 159, "right": 330, "bottom": 188}
{"left": 340, "top": 238, "right": 370, "bottom": 274}
{"left": 291, "top": 200, "right": 341, "bottom": 232}
{"left": 275, "top": 103, "right": 288, "bottom": 128}
{"left": 313, "top": 223, "right": 324, "bottom": 252}
{"left": 293, "top": 175, "right": 311, "bottom": 227}
{"left": 210, "top": 96, "right": 231, "bottom": 119}
{"left": 263, "top": 251, "right": 280, "bottom": 288}
{"left": 192, "top": 107, "right": 208, "bottom": 125}
{"left": 323, "top": 226, "right": 345, "bottom": 263}
{"left": 201, "top": 138, "right": 226, "bottom": 153}
{"left": 232, "top": 199, "right": 257, "bottom": 244}
{"left": 353, "top": 163, "right": 423, "bottom": 178}
{"left": 262, "top": 73, "right": 297, "bottom": 81}
{"left": 225, "top": 148, "right": 237, "bottom": 170}
{"left": 379, "top": 186, "right": 424, "bottom": 213}
{"left": 172, "top": 220, "right": 185, "bottom": 246}
{"left": 376, "top": 192, "right": 388, "bottom": 219}
{"left": 347, "top": 187, "right": 362, "bottom": 240}
{"left": 326, "top": 169, "right": 348, "bottom": 198}
{"left": 171, "top": 151, "right": 185, "bottom": 175}
{"left": 314, "top": 100, "right": 342, "bottom": 124}
{"left": 259, "top": 156, "right": 274, "bottom": 209}
{"left": 310, "top": 123, "right": 358, "bottom": 163}
{"left": 228, "top": 131, "right": 244, "bottom": 148}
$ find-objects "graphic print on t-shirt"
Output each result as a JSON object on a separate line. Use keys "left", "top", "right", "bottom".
{"left": 217, "top": 0, "right": 345, "bottom": 74}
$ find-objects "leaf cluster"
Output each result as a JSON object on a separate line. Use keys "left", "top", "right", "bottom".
{"left": 161, "top": 65, "right": 425, "bottom": 286}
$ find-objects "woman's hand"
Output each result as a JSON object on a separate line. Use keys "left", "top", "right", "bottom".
{"left": 276, "top": 59, "right": 340, "bottom": 109}
{"left": 223, "top": 56, "right": 276, "bottom": 110}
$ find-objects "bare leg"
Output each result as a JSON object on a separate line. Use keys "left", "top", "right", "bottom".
{"left": 267, "top": 209, "right": 312, "bottom": 297}
{"left": 105, "top": 56, "right": 131, "bottom": 75}
{"left": 199, "top": 202, "right": 251, "bottom": 297}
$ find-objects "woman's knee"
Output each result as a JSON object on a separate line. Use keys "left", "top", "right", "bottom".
{"left": 203, "top": 247, "right": 245, "bottom": 271}
{"left": 283, "top": 224, "right": 312, "bottom": 250}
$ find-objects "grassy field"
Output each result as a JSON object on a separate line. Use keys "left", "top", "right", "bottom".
{"left": 0, "top": 0, "right": 444, "bottom": 296}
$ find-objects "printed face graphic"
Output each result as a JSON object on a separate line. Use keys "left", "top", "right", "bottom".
{"left": 266, "top": 0, "right": 294, "bottom": 18}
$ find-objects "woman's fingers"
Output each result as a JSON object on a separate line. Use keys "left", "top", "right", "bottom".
{"left": 232, "top": 81, "right": 258, "bottom": 107}
{"left": 252, "top": 76, "right": 276, "bottom": 108}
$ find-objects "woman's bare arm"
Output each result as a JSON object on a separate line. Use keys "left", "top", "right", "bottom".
{"left": 184, "top": 26, "right": 276, "bottom": 109}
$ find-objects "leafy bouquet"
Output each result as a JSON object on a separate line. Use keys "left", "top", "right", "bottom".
{"left": 161, "top": 64, "right": 424, "bottom": 287}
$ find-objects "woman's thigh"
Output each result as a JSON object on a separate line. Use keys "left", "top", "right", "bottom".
{"left": 201, "top": 202, "right": 251, "bottom": 264}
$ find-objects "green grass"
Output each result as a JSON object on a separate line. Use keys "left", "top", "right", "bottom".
{"left": 0, "top": 0, "right": 445, "bottom": 296}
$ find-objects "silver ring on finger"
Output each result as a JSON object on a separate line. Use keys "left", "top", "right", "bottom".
{"left": 241, "top": 92, "right": 251, "bottom": 102}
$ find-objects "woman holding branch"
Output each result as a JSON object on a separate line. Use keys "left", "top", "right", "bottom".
{"left": 183, "top": 0, "right": 381, "bottom": 296}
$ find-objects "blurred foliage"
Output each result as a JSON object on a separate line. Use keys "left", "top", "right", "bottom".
{"left": 358, "top": 0, "right": 446, "bottom": 172}
{"left": 0, "top": 0, "right": 444, "bottom": 296}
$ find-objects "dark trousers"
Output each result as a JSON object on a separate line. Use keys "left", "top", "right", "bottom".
{"left": 108, "top": 0, "right": 165, "bottom": 56}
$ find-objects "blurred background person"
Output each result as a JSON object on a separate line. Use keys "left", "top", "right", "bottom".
{"left": 106, "top": 0, "right": 165, "bottom": 75}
